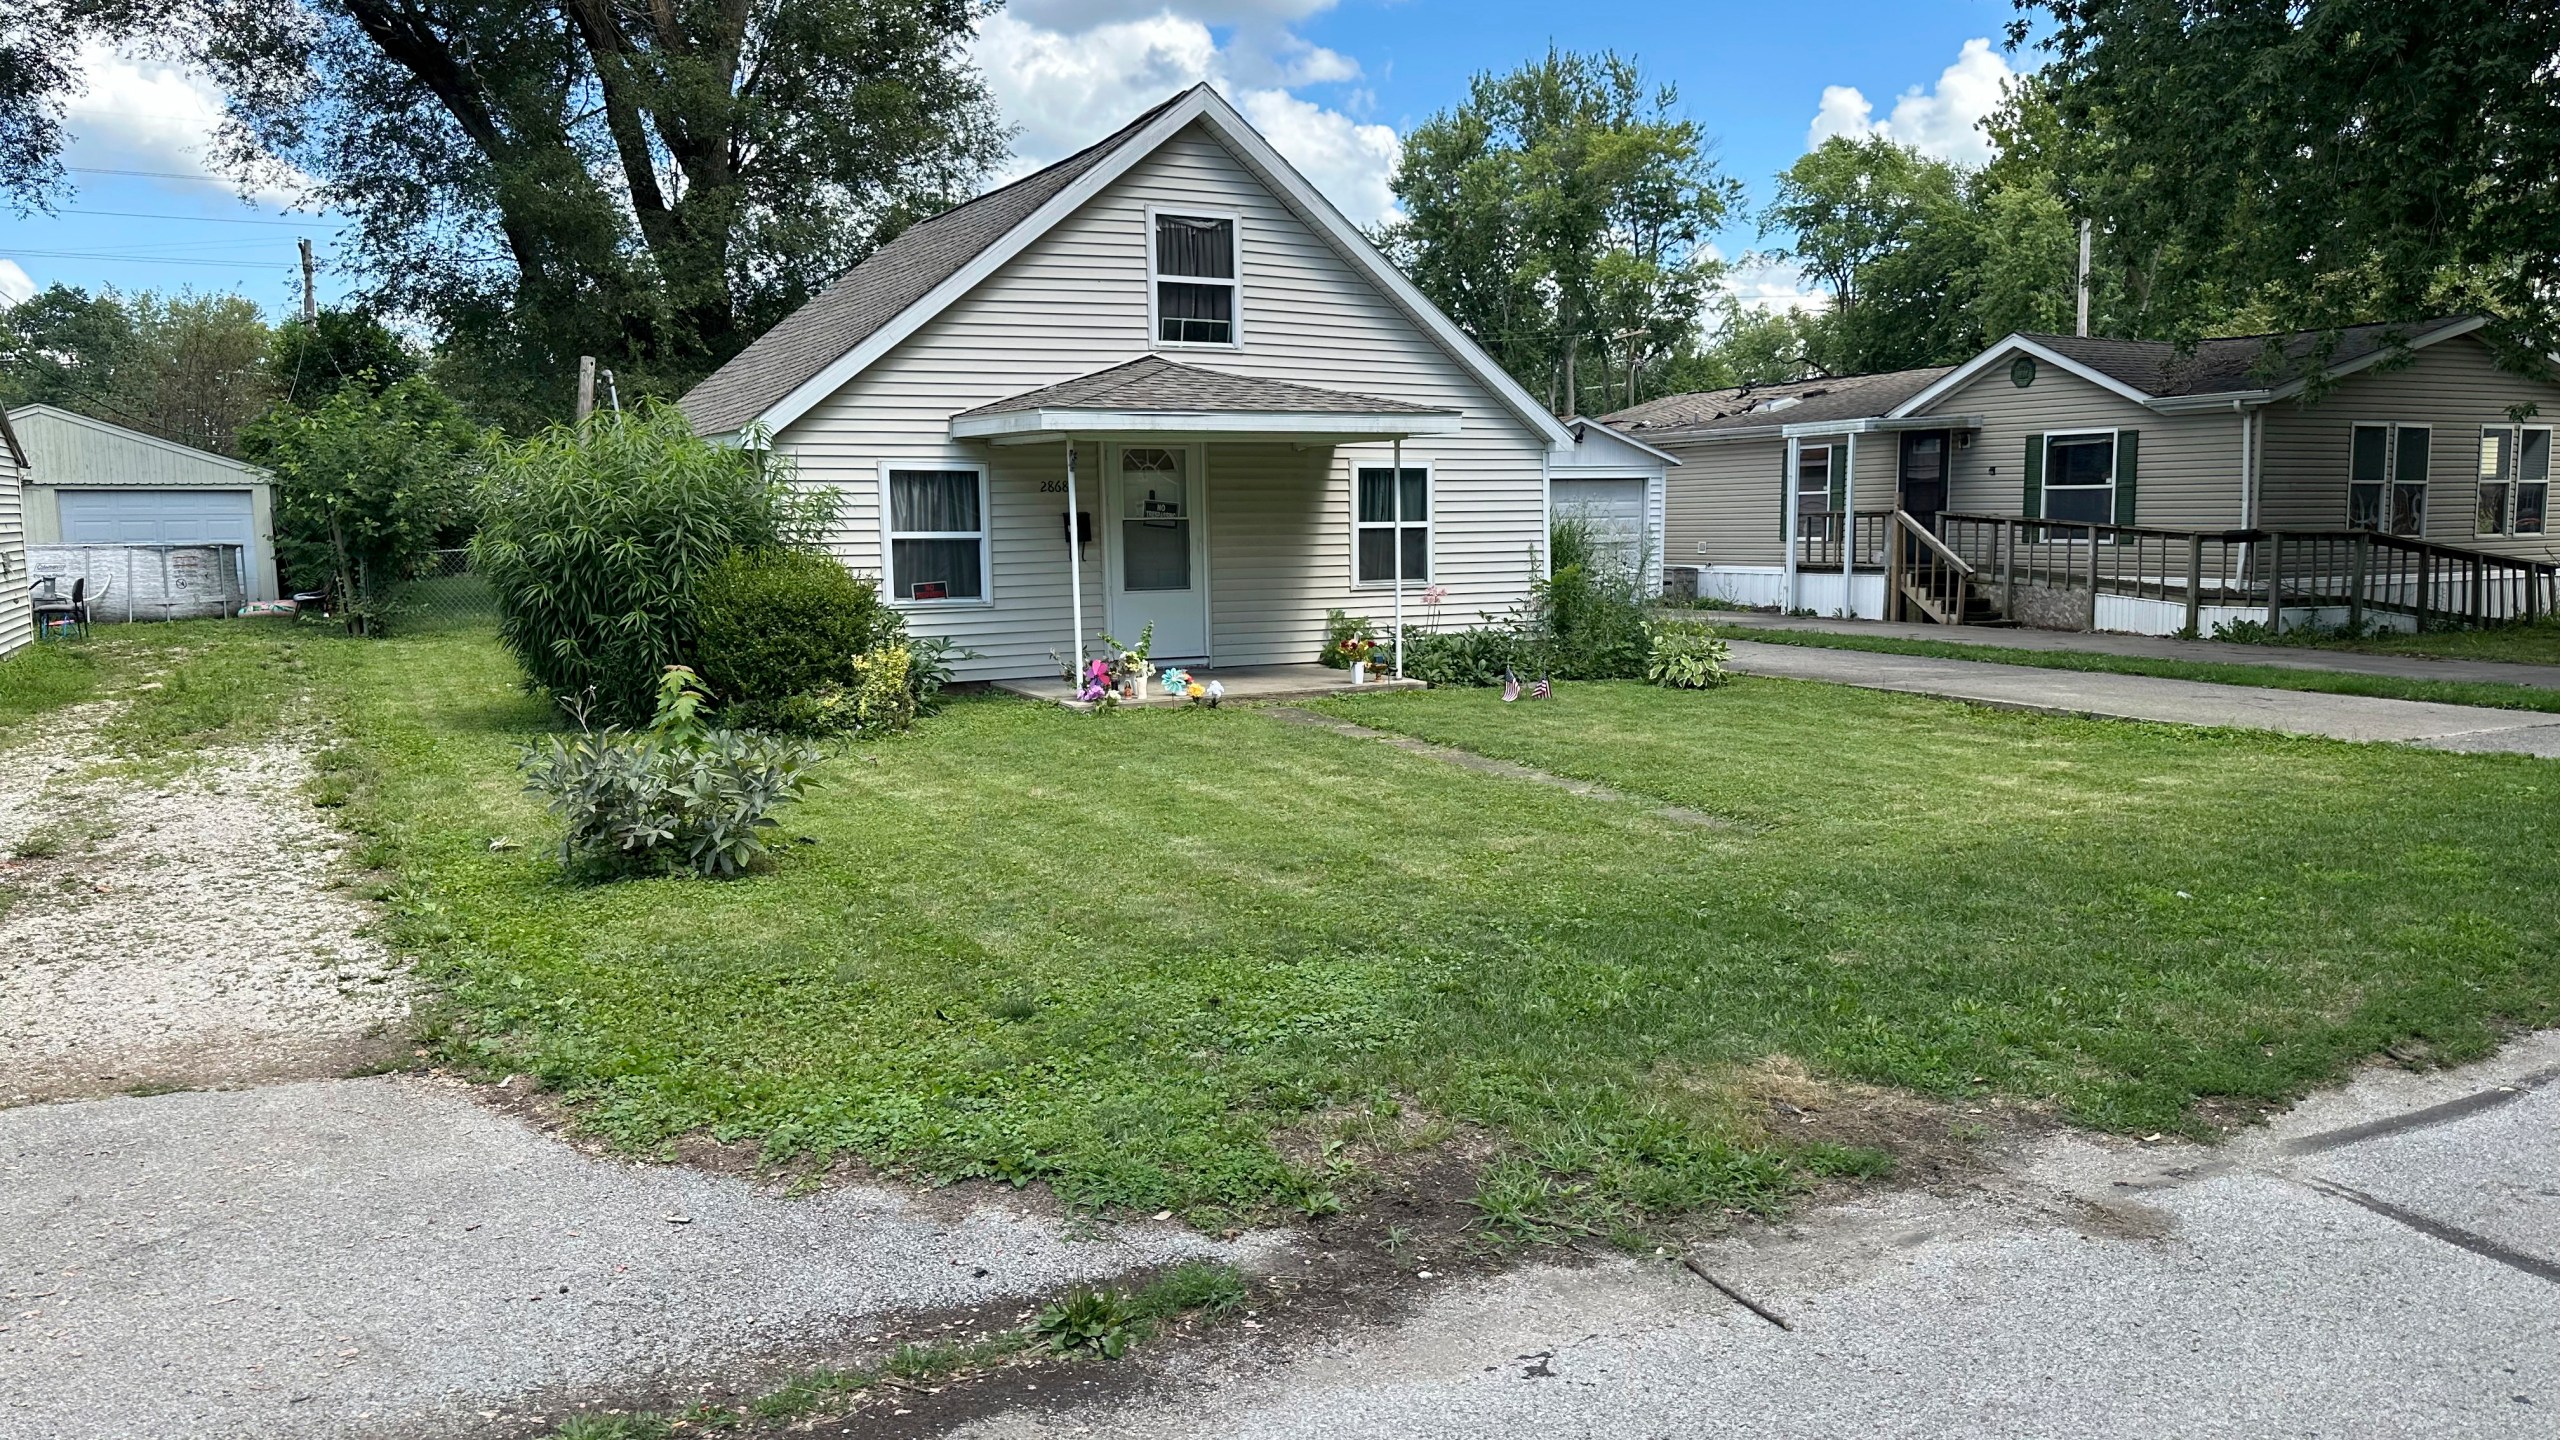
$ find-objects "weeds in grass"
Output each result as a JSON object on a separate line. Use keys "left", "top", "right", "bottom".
{"left": 11, "top": 827, "right": 66, "bottom": 860}
{"left": 1036, "top": 1287, "right": 1141, "bottom": 1357}
{"left": 0, "top": 642, "right": 100, "bottom": 727}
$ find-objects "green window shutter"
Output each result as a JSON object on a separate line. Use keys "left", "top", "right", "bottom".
{"left": 2023, "top": 433, "right": 2045, "bottom": 517}
{"left": 2115, "top": 429, "right": 2140, "bottom": 529}
{"left": 1830, "top": 453, "right": 1846, "bottom": 513}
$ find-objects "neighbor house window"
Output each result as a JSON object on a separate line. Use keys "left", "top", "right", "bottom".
{"left": 1152, "top": 212, "right": 1238, "bottom": 346}
{"left": 1794, "top": 444, "right": 1833, "bottom": 541}
{"left": 2041, "top": 431, "right": 2117, "bottom": 526}
{"left": 884, "top": 466, "right": 987, "bottom": 602}
{"left": 2479, "top": 425, "right": 2551, "bottom": 537}
{"left": 1355, "top": 466, "right": 1428, "bottom": 584}
{"left": 2480, "top": 427, "right": 2515, "bottom": 535}
{"left": 2349, "top": 423, "right": 2429, "bottom": 536}
{"left": 2521, "top": 428, "right": 2551, "bottom": 536}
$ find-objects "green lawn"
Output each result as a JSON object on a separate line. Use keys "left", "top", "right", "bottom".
{"left": 1738, "top": 626, "right": 2560, "bottom": 712}
{"left": 262, "top": 621, "right": 2560, "bottom": 1238}
{"left": 2248, "top": 617, "right": 2560, "bottom": 667}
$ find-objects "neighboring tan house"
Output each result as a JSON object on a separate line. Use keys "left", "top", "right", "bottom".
{"left": 0, "top": 409, "right": 30, "bottom": 659}
{"left": 6, "top": 404, "right": 282, "bottom": 606}
{"left": 1609, "top": 316, "right": 2560, "bottom": 634}
{"left": 679, "top": 84, "right": 1665, "bottom": 682}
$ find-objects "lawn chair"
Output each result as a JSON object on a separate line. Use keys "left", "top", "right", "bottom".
{"left": 31, "top": 577, "right": 89, "bottom": 639}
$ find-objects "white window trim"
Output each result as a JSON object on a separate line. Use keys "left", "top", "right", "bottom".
{"left": 1144, "top": 204, "right": 1244, "bottom": 352}
{"left": 2040, "top": 428, "right": 2120, "bottom": 530}
{"left": 1793, "top": 443, "right": 1833, "bottom": 539}
{"left": 2346, "top": 421, "right": 2431, "bottom": 536}
{"left": 876, "top": 459, "right": 994, "bottom": 609}
{"left": 1350, "top": 460, "right": 1433, "bottom": 590}
{"left": 2519, "top": 424, "right": 2554, "bottom": 538}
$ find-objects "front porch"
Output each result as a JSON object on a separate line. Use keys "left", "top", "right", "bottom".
{"left": 992, "top": 662, "right": 1425, "bottom": 710}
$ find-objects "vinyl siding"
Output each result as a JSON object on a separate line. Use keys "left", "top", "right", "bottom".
{"left": 1657, "top": 429, "right": 1891, "bottom": 566}
{"left": 0, "top": 472, "right": 30, "bottom": 657}
{"left": 1915, "top": 361, "right": 2247, "bottom": 529}
{"left": 2257, "top": 334, "right": 2560, "bottom": 556}
{"left": 5, "top": 406, "right": 280, "bottom": 599}
{"left": 775, "top": 122, "right": 1551, "bottom": 679}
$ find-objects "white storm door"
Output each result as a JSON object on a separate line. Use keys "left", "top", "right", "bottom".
{"left": 1104, "top": 444, "right": 1210, "bottom": 660}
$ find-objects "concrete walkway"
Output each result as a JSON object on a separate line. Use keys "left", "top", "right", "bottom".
{"left": 1722, "top": 639, "right": 2560, "bottom": 756}
{"left": 1712, "top": 611, "right": 2560, "bottom": 690}
{"left": 956, "top": 1033, "right": 2560, "bottom": 1440}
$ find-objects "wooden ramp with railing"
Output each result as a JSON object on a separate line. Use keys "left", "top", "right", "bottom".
{"left": 1886, "top": 511, "right": 2560, "bottom": 636}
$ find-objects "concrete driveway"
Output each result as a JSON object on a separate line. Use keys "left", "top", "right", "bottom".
{"left": 956, "top": 1033, "right": 2560, "bottom": 1439}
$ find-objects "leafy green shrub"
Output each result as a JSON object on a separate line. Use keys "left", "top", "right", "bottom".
{"left": 907, "top": 633, "right": 971, "bottom": 713}
{"left": 520, "top": 666, "right": 819, "bottom": 879}
{"left": 474, "top": 402, "right": 835, "bottom": 722}
{"left": 694, "top": 549, "right": 893, "bottom": 728}
{"left": 1535, "top": 516, "right": 1652, "bottom": 680}
{"left": 1404, "top": 625, "right": 1534, "bottom": 687}
{"left": 1319, "top": 607, "right": 1378, "bottom": 667}
{"left": 1644, "top": 618, "right": 1731, "bottom": 688}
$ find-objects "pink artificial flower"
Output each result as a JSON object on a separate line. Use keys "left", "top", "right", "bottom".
{"left": 1422, "top": 585, "right": 1448, "bottom": 606}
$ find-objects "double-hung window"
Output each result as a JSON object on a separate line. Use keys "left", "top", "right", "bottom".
{"left": 2478, "top": 425, "right": 2551, "bottom": 537}
{"left": 884, "top": 466, "right": 988, "bottom": 603}
{"left": 1152, "top": 212, "right": 1239, "bottom": 346}
{"left": 1794, "top": 444, "right": 1833, "bottom": 541}
{"left": 2041, "top": 431, "right": 2117, "bottom": 526}
{"left": 1355, "top": 466, "right": 1428, "bottom": 585}
{"left": 2349, "top": 423, "right": 2429, "bottom": 536}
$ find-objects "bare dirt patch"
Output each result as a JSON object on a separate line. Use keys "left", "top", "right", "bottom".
{"left": 0, "top": 716, "right": 408, "bottom": 1105}
{"left": 1735, "top": 1054, "right": 2057, "bottom": 1191}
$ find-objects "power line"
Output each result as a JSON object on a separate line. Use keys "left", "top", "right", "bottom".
{"left": 62, "top": 166, "right": 297, "bottom": 189}
{"left": 22, "top": 207, "right": 324, "bottom": 227}
{"left": 2, "top": 248, "right": 300, "bottom": 269}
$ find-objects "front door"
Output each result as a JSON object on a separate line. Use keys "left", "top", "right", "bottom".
{"left": 1899, "top": 431, "right": 1949, "bottom": 531}
{"left": 1105, "top": 444, "right": 1210, "bottom": 661}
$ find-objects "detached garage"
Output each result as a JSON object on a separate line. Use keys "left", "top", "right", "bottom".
{"left": 6, "top": 404, "right": 280, "bottom": 606}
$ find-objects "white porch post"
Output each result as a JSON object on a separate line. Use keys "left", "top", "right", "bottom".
{"left": 1391, "top": 437, "right": 1406, "bottom": 677}
{"left": 1842, "top": 431, "right": 1857, "bottom": 613}
{"left": 1063, "top": 439, "right": 1085, "bottom": 677}
{"left": 1782, "top": 434, "right": 1801, "bottom": 612}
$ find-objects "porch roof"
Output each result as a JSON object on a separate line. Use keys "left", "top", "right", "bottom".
{"left": 947, "top": 356, "right": 1463, "bottom": 442}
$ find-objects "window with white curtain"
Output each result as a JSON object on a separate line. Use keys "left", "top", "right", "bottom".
{"left": 1152, "top": 212, "right": 1239, "bottom": 346}
{"left": 884, "top": 467, "right": 987, "bottom": 602}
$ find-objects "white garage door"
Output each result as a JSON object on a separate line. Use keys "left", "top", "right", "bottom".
{"left": 58, "top": 489, "right": 256, "bottom": 549}
{"left": 1552, "top": 478, "right": 1649, "bottom": 578}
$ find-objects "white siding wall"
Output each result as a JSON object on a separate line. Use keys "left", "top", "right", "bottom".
{"left": 0, "top": 474, "right": 29, "bottom": 657}
{"left": 2258, "top": 334, "right": 2560, "bottom": 557}
{"left": 775, "top": 123, "right": 1553, "bottom": 679}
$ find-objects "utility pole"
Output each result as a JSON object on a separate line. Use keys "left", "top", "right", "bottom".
{"left": 298, "top": 238, "right": 317, "bottom": 322}
{"left": 576, "top": 355, "right": 597, "bottom": 422}
{"left": 2076, "top": 219, "right": 2092, "bottom": 337}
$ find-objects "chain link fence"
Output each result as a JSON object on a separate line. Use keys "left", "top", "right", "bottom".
{"left": 390, "top": 547, "right": 500, "bottom": 633}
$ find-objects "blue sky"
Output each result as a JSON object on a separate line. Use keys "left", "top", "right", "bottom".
{"left": 0, "top": 0, "right": 2028, "bottom": 321}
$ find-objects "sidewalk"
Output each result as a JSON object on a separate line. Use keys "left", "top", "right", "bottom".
{"left": 1721, "top": 639, "right": 2560, "bottom": 756}
{"left": 1709, "top": 611, "right": 2560, "bottom": 690}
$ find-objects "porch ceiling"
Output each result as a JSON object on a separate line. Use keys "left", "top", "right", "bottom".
{"left": 947, "top": 355, "right": 1462, "bottom": 443}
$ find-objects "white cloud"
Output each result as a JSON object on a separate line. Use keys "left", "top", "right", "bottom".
{"left": 0, "top": 259, "right": 34, "bottom": 306}
{"left": 62, "top": 42, "right": 311, "bottom": 208}
{"left": 1805, "top": 37, "right": 2014, "bottom": 166}
{"left": 969, "top": 7, "right": 1401, "bottom": 227}
{"left": 1711, "top": 248, "right": 1829, "bottom": 317}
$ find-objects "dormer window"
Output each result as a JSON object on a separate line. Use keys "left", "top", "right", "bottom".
{"left": 1151, "top": 211, "right": 1239, "bottom": 347}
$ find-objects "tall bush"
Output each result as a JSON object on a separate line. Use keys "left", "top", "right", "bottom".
{"left": 241, "top": 374, "right": 481, "bottom": 635}
{"left": 473, "top": 403, "right": 834, "bottom": 721}
{"left": 1534, "top": 516, "right": 1653, "bottom": 680}
{"left": 694, "top": 548, "right": 896, "bottom": 730}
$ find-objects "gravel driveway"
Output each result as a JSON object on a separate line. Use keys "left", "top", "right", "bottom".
{"left": 0, "top": 712, "right": 406, "bottom": 1104}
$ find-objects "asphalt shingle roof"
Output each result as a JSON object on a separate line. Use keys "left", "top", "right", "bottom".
{"left": 1600, "top": 366, "right": 1952, "bottom": 438}
{"left": 678, "top": 88, "right": 1203, "bottom": 437}
{"left": 2019, "top": 317, "right": 2478, "bottom": 398}
{"left": 958, "top": 356, "right": 1457, "bottom": 418}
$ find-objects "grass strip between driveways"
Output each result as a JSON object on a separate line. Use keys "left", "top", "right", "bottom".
{"left": 1735, "top": 626, "right": 2560, "bottom": 714}
{"left": 257, "top": 620, "right": 2560, "bottom": 1241}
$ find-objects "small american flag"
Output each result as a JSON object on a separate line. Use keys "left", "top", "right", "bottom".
{"left": 1529, "top": 674, "right": 1551, "bottom": 700}
{"left": 1501, "top": 668, "right": 1521, "bottom": 703}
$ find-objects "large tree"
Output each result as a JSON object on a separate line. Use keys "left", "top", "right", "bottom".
{"left": 1382, "top": 49, "right": 1741, "bottom": 417}
{"left": 0, "top": 285, "right": 276, "bottom": 453}
{"left": 18, "top": 0, "right": 1005, "bottom": 425}
{"left": 2021, "top": 0, "right": 2560, "bottom": 371}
